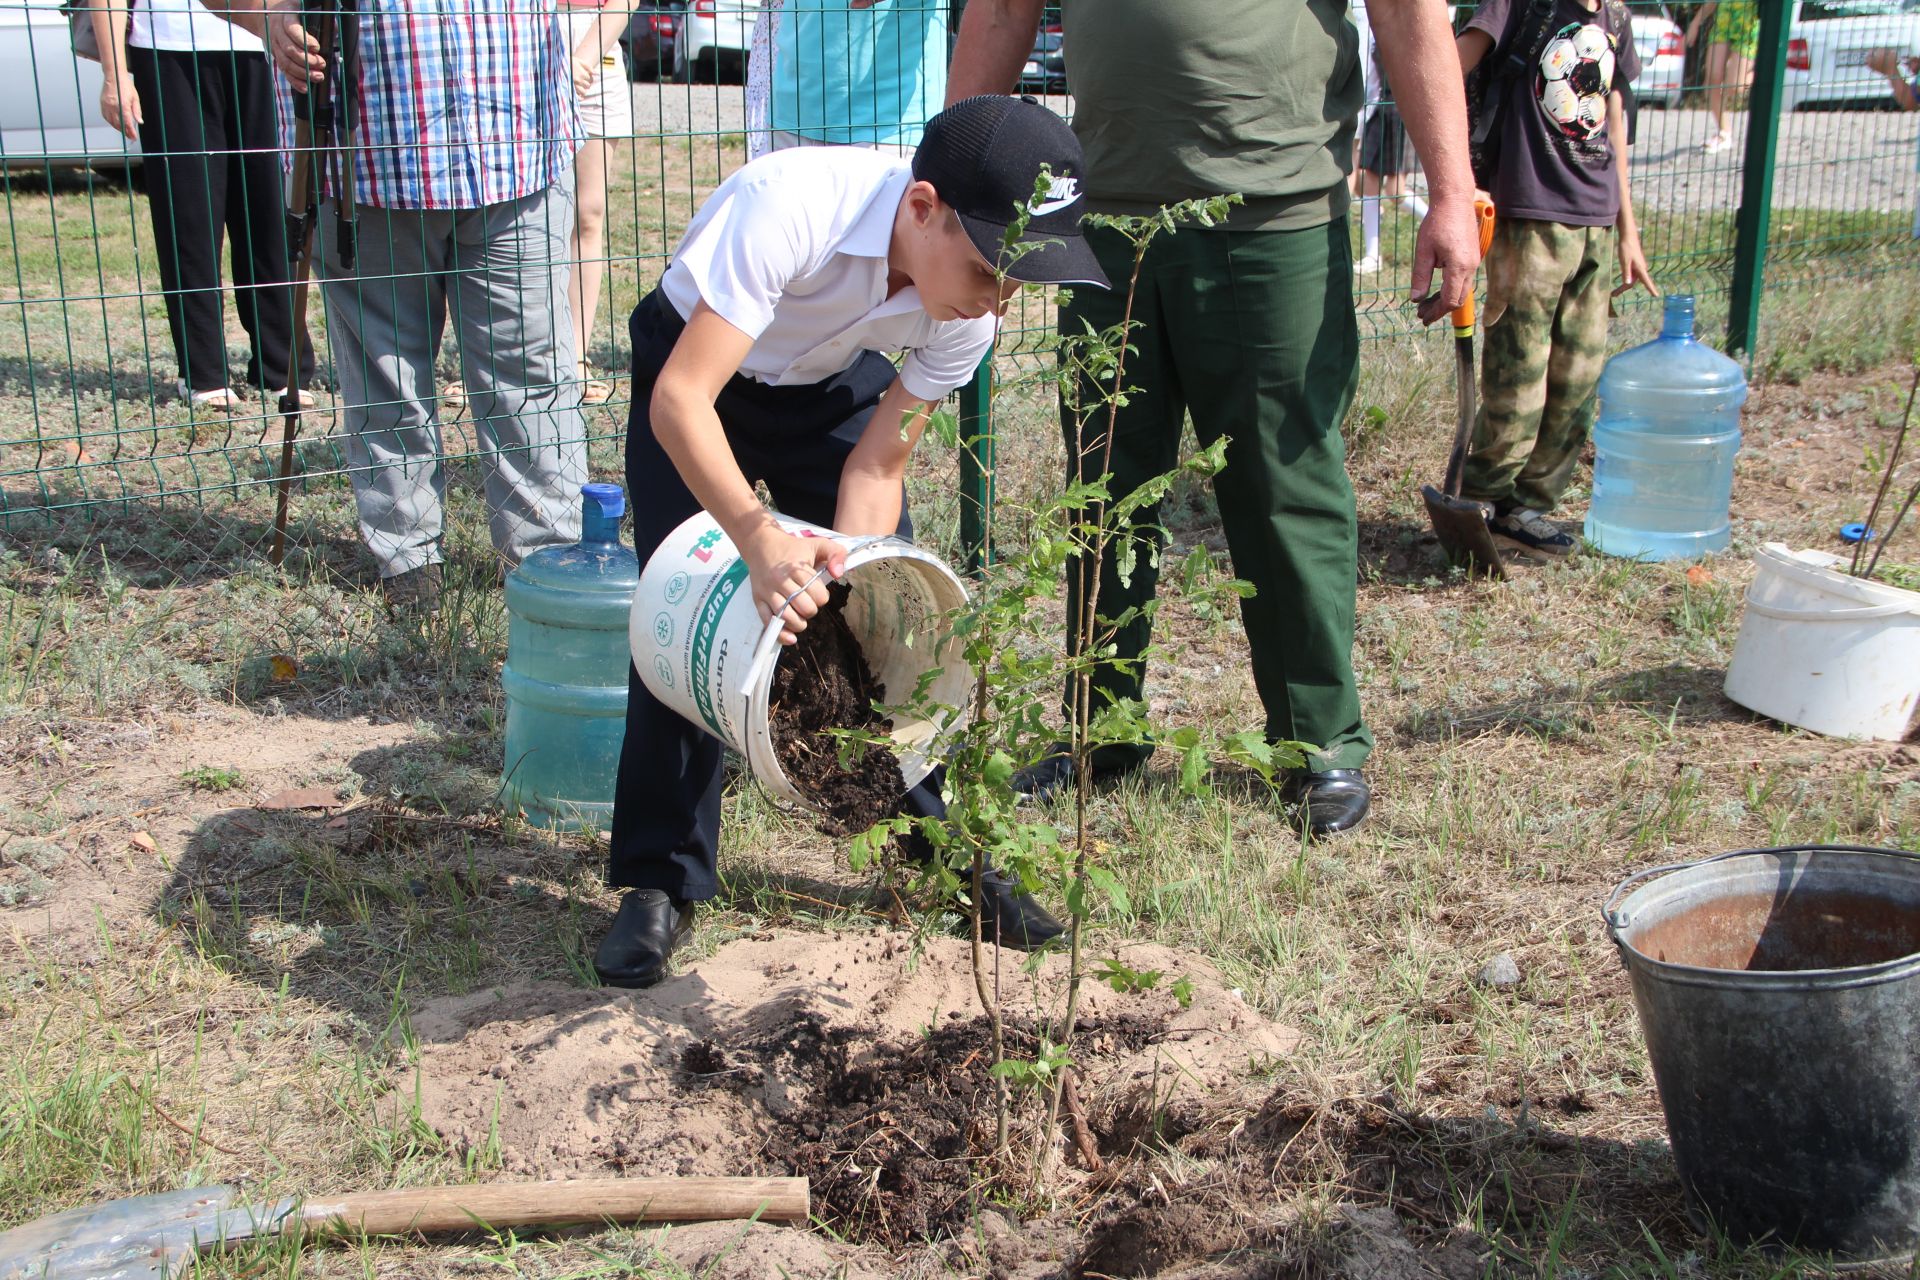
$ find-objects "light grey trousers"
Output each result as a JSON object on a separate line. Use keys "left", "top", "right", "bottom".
{"left": 318, "top": 177, "right": 587, "bottom": 578}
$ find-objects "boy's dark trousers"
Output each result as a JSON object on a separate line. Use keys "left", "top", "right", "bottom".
{"left": 610, "top": 289, "right": 943, "bottom": 901}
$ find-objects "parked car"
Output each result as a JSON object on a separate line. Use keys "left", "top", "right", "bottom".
{"left": 1631, "top": 3, "right": 1686, "bottom": 109}
{"left": 1782, "top": 0, "right": 1920, "bottom": 111}
{"left": 1017, "top": 28, "right": 1066, "bottom": 95}
{"left": 623, "top": 2, "right": 683, "bottom": 84}
{"left": 674, "top": 0, "right": 753, "bottom": 84}
{"left": 0, "top": 0, "right": 139, "bottom": 169}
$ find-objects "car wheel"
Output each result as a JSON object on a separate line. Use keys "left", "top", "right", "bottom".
{"left": 672, "top": 41, "right": 694, "bottom": 83}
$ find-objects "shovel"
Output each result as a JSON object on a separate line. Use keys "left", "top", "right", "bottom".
{"left": 1421, "top": 197, "right": 1505, "bottom": 578}
{"left": 0, "top": 1176, "right": 809, "bottom": 1280}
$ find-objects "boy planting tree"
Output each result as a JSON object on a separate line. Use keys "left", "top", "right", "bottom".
{"left": 597, "top": 96, "right": 1109, "bottom": 988}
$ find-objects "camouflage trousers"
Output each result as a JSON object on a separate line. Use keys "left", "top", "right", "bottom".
{"left": 1461, "top": 218, "right": 1613, "bottom": 515}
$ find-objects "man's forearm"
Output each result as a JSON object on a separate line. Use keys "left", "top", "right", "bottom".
{"left": 945, "top": 0, "right": 1046, "bottom": 103}
{"left": 1370, "top": 0, "right": 1474, "bottom": 204}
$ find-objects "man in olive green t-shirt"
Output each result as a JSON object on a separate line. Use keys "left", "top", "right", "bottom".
{"left": 949, "top": 0, "right": 1477, "bottom": 836}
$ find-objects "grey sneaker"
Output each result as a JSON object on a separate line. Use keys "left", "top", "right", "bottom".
{"left": 382, "top": 563, "right": 444, "bottom": 615}
{"left": 1490, "top": 507, "right": 1577, "bottom": 557}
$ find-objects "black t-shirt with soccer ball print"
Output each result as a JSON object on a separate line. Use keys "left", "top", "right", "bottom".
{"left": 1467, "top": 0, "right": 1640, "bottom": 227}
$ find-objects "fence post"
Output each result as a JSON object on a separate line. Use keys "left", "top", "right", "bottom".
{"left": 957, "top": 353, "right": 995, "bottom": 574}
{"left": 1726, "top": 0, "right": 1791, "bottom": 356}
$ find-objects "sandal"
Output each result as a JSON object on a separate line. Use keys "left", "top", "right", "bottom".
{"left": 268, "top": 387, "right": 320, "bottom": 410}
{"left": 175, "top": 380, "right": 242, "bottom": 411}
{"left": 578, "top": 361, "right": 613, "bottom": 406}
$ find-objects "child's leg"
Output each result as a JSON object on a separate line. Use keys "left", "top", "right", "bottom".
{"left": 1705, "top": 42, "right": 1730, "bottom": 138}
{"left": 1462, "top": 219, "right": 1584, "bottom": 509}
{"left": 609, "top": 293, "right": 723, "bottom": 902}
{"left": 1360, "top": 169, "right": 1382, "bottom": 261}
{"left": 1510, "top": 224, "right": 1610, "bottom": 515}
{"left": 569, "top": 139, "right": 612, "bottom": 369}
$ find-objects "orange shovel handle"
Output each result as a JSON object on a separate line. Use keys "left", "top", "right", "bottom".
{"left": 1451, "top": 198, "right": 1497, "bottom": 336}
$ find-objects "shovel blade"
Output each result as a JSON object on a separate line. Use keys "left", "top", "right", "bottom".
{"left": 1421, "top": 484, "right": 1507, "bottom": 579}
{"left": 0, "top": 1186, "right": 296, "bottom": 1280}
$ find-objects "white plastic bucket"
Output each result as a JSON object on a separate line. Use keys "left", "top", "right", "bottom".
{"left": 1723, "top": 543, "right": 1920, "bottom": 742}
{"left": 631, "top": 511, "right": 972, "bottom": 810}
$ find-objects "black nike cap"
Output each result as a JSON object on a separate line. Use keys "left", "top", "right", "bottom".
{"left": 913, "top": 94, "right": 1109, "bottom": 289}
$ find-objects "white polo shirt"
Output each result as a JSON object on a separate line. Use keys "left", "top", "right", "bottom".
{"left": 129, "top": 0, "right": 265, "bottom": 53}
{"left": 660, "top": 147, "right": 996, "bottom": 403}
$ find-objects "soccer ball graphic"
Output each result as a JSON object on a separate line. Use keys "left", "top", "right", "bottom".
{"left": 1537, "top": 22, "right": 1615, "bottom": 140}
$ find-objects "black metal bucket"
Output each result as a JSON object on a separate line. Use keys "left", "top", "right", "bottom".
{"left": 1606, "top": 844, "right": 1920, "bottom": 1263}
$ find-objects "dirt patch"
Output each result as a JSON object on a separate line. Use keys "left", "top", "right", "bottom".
{"left": 769, "top": 582, "right": 906, "bottom": 836}
{"left": 403, "top": 930, "right": 1298, "bottom": 1256}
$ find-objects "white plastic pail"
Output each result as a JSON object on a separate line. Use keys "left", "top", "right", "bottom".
{"left": 1723, "top": 543, "right": 1920, "bottom": 742}
{"left": 632, "top": 512, "right": 972, "bottom": 809}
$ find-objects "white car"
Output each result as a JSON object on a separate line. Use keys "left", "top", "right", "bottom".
{"left": 674, "top": 0, "right": 753, "bottom": 84}
{"left": 1632, "top": 4, "right": 1686, "bottom": 109}
{"left": 0, "top": 0, "right": 138, "bottom": 167}
{"left": 1783, "top": 0, "right": 1920, "bottom": 111}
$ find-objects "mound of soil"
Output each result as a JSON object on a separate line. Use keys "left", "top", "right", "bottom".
{"left": 375, "top": 929, "right": 1537, "bottom": 1277}
{"left": 402, "top": 932, "right": 1298, "bottom": 1266}
{"left": 768, "top": 582, "right": 906, "bottom": 835}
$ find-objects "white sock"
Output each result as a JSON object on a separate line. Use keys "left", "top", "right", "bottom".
{"left": 1403, "top": 193, "right": 1430, "bottom": 221}
{"left": 1362, "top": 196, "right": 1380, "bottom": 259}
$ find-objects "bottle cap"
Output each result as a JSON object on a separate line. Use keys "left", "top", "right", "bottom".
{"left": 582, "top": 483, "right": 625, "bottom": 520}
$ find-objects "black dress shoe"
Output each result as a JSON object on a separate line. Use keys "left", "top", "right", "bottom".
{"left": 1012, "top": 743, "right": 1147, "bottom": 803}
{"left": 593, "top": 889, "right": 693, "bottom": 988}
{"left": 976, "top": 870, "right": 1066, "bottom": 950}
{"left": 1283, "top": 768, "right": 1371, "bottom": 837}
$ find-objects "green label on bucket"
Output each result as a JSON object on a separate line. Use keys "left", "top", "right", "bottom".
{"left": 690, "top": 560, "right": 750, "bottom": 739}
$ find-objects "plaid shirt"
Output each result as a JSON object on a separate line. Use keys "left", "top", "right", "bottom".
{"left": 275, "top": 2, "right": 581, "bottom": 211}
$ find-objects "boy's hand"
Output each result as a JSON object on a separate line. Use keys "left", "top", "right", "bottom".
{"left": 745, "top": 528, "right": 849, "bottom": 645}
{"left": 1613, "top": 229, "right": 1658, "bottom": 300}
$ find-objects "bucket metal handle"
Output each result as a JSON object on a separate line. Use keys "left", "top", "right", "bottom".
{"left": 1603, "top": 844, "right": 1920, "bottom": 935}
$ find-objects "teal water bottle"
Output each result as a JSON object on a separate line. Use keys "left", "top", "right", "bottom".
{"left": 501, "top": 483, "right": 640, "bottom": 831}
{"left": 1586, "top": 295, "right": 1747, "bottom": 560}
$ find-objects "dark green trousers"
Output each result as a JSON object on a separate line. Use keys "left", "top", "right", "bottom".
{"left": 1059, "top": 219, "right": 1371, "bottom": 773}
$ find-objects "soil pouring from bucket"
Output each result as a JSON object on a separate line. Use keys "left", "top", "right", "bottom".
{"left": 632, "top": 512, "right": 972, "bottom": 820}
{"left": 767, "top": 582, "right": 906, "bottom": 835}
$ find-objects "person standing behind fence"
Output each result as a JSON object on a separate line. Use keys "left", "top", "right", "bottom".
{"left": 1456, "top": 0, "right": 1655, "bottom": 560}
{"left": 244, "top": 0, "right": 588, "bottom": 613}
{"left": 90, "top": 0, "right": 313, "bottom": 412}
{"left": 745, "top": 0, "right": 946, "bottom": 161}
{"left": 562, "top": 0, "right": 637, "bottom": 407}
{"left": 1355, "top": 40, "right": 1431, "bottom": 275}
{"left": 1865, "top": 46, "right": 1920, "bottom": 238}
{"left": 1686, "top": 1, "right": 1757, "bottom": 156}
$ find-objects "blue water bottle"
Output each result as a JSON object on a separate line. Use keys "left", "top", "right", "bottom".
{"left": 501, "top": 483, "right": 640, "bottom": 831}
{"left": 1586, "top": 295, "right": 1747, "bottom": 560}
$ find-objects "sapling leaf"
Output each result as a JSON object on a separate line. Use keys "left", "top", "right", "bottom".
{"left": 1086, "top": 864, "right": 1129, "bottom": 915}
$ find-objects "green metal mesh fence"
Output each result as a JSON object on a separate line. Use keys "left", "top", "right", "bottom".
{"left": 0, "top": 0, "right": 1914, "bottom": 553}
